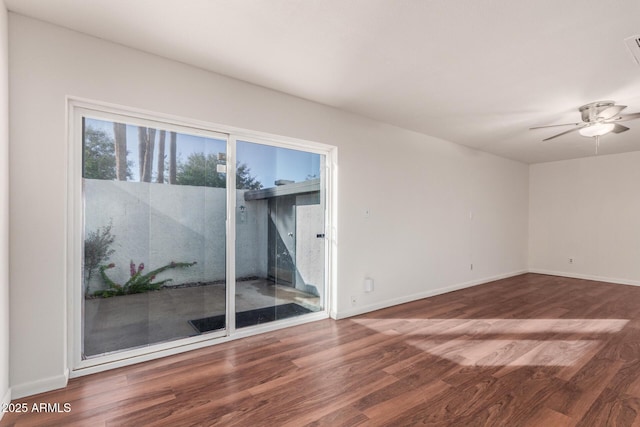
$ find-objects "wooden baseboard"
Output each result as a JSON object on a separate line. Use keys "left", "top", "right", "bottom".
{"left": 335, "top": 270, "right": 528, "bottom": 319}
{"left": 0, "top": 386, "right": 11, "bottom": 421}
{"left": 10, "top": 370, "right": 68, "bottom": 400}
{"left": 528, "top": 268, "right": 640, "bottom": 287}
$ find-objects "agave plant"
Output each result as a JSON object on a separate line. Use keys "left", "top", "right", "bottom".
{"left": 93, "top": 260, "right": 197, "bottom": 297}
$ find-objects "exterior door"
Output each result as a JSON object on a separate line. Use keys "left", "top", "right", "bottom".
{"left": 77, "top": 108, "right": 228, "bottom": 365}
{"left": 268, "top": 195, "right": 297, "bottom": 286}
{"left": 71, "top": 101, "right": 332, "bottom": 373}
{"left": 235, "top": 139, "right": 326, "bottom": 328}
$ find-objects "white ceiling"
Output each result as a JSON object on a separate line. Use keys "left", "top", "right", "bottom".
{"left": 6, "top": 0, "right": 640, "bottom": 164}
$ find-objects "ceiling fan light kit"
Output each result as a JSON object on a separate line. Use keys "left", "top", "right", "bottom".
{"left": 579, "top": 122, "right": 615, "bottom": 137}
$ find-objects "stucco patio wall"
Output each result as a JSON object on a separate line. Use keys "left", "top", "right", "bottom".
{"left": 84, "top": 179, "right": 268, "bottom": 293}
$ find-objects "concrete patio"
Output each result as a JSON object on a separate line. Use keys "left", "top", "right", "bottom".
{"left": 83, "top": 279, "right": 320, "bottom": 357}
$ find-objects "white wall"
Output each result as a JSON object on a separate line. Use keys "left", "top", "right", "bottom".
{"left": 529, "top": 152, "right": 640, "bottom": 285}
{"left": 0, "top": 0, "right": 9, "bottom": 416}
{"left": 8, "top": 14, "right": 529, "bottom": 396}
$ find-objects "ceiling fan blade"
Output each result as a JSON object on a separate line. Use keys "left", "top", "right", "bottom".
{"left": 611, "top": 112, "right": 640, "bottom": 122}
{"left": 597, "top": 105, "right": 627, "bottom": 120}
{"left": 542, "top": 126, "right": 583, "bottom": 141}
{"left": 530, "top": 122, "right": 581, "bottom": 130}
{"left": 611, "top": 123, "right": 630, "bottom": 134}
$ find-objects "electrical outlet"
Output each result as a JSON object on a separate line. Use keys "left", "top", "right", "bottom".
{"left": 470, "top": 263, "right": 473, "bottom": 270}
{"left": 350, "top": 295, "right": 357, "bottom": 306}
{"left": 568, "top": 257, "right": 574, "bottom": 264}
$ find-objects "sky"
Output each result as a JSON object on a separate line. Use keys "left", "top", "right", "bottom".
{"left": 85, "top": 117, "right": 321, "bottom": 187}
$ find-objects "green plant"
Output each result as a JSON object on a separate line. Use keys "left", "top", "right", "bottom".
{"left": 176, "top": 153, "right": 262, "bottom": 190}
{"left": 93, "top": 260, "right": 197, "bottom": 297}
{"left": 84, "top": 222, "right": 116, "bottom": 295}
{"left": 83, "top": 124, "right": 132, "bottom": 180}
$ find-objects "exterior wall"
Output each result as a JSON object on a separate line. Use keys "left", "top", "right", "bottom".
{"left": 296, "top": 202, "right": 325, "bottom": 303}
{"left": 236, "top": 194, "right": 269, "bottom": 281}
{"left": 0, "top": 0, "right": 9, "bottom": 417}
{"left": 8, "top": 14, "right": 529, "bottom": 396}
{"left": 529, "top": 152, "right": 640, "bottom": 284}
{"left": 84, "top": 181, "right": 267, "bottom": 293}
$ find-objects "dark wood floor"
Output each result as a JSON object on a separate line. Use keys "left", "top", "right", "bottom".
{"left": 4, "top": 273, "right": 640, "bottom": 426}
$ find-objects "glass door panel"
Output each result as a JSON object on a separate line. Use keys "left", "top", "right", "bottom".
{"left": 82, "top": 116, "right": 227, "bottom": 357}
{"left": 235, "top": 140, "right": 325, "bottom": 328}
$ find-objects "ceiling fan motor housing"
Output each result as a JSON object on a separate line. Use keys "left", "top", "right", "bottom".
{"left": 579, "top": 101, "right": 615, "bottom": 122}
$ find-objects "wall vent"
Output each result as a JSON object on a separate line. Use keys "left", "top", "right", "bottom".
{"left": 624, "top": 35, "right": 640, "bottom": 65}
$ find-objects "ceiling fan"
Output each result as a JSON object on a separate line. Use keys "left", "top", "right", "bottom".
{"left": 530, "top": 101, "right": 640, "bottom": 143}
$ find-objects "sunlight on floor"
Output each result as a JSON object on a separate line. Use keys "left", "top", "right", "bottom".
{"left": 352, "top": 318, "right": 629, "bottom": 334}
{"left": 352, "top": 318, "right": 629, "bottom": 367}
{"left": 408, "top": 339, "right": 601, "bottom": 366}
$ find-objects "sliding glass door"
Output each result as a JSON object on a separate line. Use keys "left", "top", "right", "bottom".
{"left": 81, "top": 114, "right": 228, "bottom": 358}
{"left": 234, "top": 140, "right": 325, "bottom": 328}
{"left": 73, "top": 103, "right": 331, "bottom": 370}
